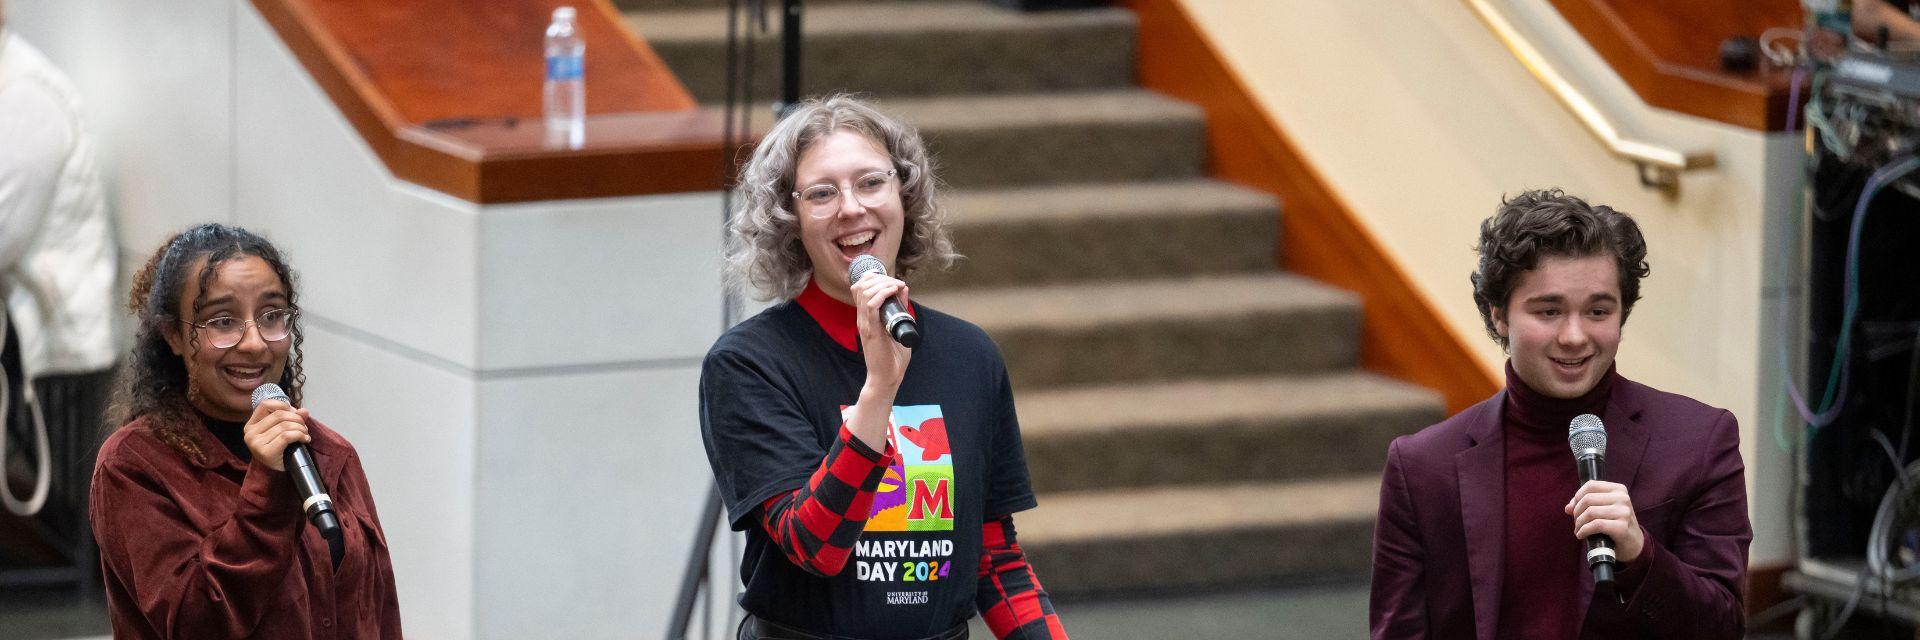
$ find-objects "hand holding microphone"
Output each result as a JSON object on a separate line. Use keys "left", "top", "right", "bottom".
{"left": 849, "top": 254, "right": 919, "bottom": 349}
{"left": 249, "top": 384, "right": 342, "bottom": 547}
{"left": 1565, "top": 414, "right": 1646, "bottom": 589}
{"left": 242, "top": 394, "right": 310, "bottom": 473}
{"left": 844, "top": 255, "right": 914, "bottom": 453}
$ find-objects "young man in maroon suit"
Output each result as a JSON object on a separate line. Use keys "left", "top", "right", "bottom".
{"left": 1369, "top": 189, "right": 1751, "bottom": 640}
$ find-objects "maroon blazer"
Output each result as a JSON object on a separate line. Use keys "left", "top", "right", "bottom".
{"left": 1369, "top": 376, "right": 1750, "bottom": 640}
{"left": 90, "top": 415, "right": 402, "bottom": 639}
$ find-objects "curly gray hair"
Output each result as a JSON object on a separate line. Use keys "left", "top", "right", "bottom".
{"left": 724, "top": 94, "right": 958, "bottom": 301}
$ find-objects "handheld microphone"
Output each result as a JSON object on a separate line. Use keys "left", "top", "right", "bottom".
{"left": 849, "top": 254, "right": 920, "bottom": 348}
{"left": 250, "top": 384, "right": 342, "bottom": 546}
{"left": 1568, "top": 413, "right": 1616, "bottom": 588}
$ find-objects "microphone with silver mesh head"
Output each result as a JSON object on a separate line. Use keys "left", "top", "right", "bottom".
{"left": 849, "top": 254, "right": 920, "bottom": 348}
{"left": 1568, "top": 413, "right": 1616, "bottom": 588}
{"left": 251, "top": 384, "right": 343, "bottom": 550}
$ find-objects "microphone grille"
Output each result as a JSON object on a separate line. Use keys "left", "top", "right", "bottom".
{"left": 848, "top": 254, "right": 886, "bottom": 285}
{"left": 1567, "top": 413, "right": 1607, "bottom": 457}
{"left": 250, "top": 383, "right": 289, "bottom": 409}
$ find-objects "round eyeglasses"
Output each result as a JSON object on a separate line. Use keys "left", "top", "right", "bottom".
{"left": 792, "top": 170, "right": 898, "bottom": 218}
{"left": 183, "top": 308, "right": 298, "bottom": 349}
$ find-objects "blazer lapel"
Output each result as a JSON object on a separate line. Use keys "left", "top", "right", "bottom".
{"left": 1456, "top": 394, "right": 1506, "bottom": 640}
{"left": 1599, "top": 380, "right": 1650, "bottom": 496}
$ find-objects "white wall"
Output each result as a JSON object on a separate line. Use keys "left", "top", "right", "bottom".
{"left": 6, "top": 0, "right": 238, "bottom": 248}
{"left": 1182, "top": 0, "right": 1801, "bottom": 566}
{"left": 10, "top": 1, "right": 727, "bottom": 637}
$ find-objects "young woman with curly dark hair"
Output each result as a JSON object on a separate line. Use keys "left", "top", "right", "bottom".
{"left": 90, "top": 223, "right": 401, "bottom": 638}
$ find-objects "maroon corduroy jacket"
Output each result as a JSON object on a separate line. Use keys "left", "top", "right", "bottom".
{"left": 90, "top": 414, "right": 402, "bottom": 639}
{"left": 1369, "top": 375, "right": 1751, "bottom": 640}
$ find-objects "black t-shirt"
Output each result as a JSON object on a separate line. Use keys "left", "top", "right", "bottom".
{"left": 699, "top": 299, "right": 1038, "bottom": 638}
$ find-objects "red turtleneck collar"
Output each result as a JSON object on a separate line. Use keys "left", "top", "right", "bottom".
{"left": 1503, "top": 360, "right": 1620, "bottom": 442}
{"left": 795, "top": 279, "right": 916, "bottom": 353}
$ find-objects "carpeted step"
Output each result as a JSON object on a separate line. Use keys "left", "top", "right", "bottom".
{"left": 915, "top": 180, "right": 1280, "bottom": 291}
{"left": 627, "top": 1, "right": 1134, "bottom": 102}
{"left": 1017, "top": 476, "right": 1381, "bottom": 597}
{"left": 894, "top": 91, "right": 1206, "bottom": 187}
{"left": 711, "top": 91, "right": 1207, "bottom": 188}
{"left": 923, "top": 274, "right": 1362, "bottom": 390}
{"left": 1017, "top": 372, "right": 1443, "bottom": 493}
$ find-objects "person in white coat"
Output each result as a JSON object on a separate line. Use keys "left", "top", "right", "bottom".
{"left": 0, "top": 4, "right": 119, "bottom": 569}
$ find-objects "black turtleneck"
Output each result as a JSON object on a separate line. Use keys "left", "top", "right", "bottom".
{"left": 201, "top": 412, "right": 251, "bottom": 464}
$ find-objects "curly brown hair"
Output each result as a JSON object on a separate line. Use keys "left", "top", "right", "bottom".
{"left": 1470, "top": 189, "right": 1650, "bottom": 349}
{"left": 106, "top": 224, "right": 305, "bottom": 463}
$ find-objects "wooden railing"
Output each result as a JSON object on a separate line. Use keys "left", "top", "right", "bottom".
{"left": 1464, "top": 0, "right": 1718, "bottom": 193}
{"left": 1546, "top": 0, "right": 1804, "bottom": 132}
{"left": 253, "top": 0, "right": 730, "bottom": 203}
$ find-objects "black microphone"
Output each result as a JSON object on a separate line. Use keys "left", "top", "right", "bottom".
{"left": 849, "top": 254, "right": 920, "bottom": 348}
{"left": 1568, "top": 413, "right": 1616, "bottom": 588}
{"left": 250, "top": 384, "right": 343, "bottom": 549}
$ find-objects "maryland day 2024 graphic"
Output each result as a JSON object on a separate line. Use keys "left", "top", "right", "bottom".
{"left": 845, "top": 405, "right": 957, "bottom": 602}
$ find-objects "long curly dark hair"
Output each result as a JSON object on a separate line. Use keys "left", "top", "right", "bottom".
{"left": 106, "top": 224, "right": 305, "bottom": 463}
{"left": 1470, "top": 188, "right": 1650, "bottom": 350}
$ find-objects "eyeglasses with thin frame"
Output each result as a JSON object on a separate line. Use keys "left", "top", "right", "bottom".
{"left": 183, "top": 308, "right": 298, "bottom": 349}
{"left": 791, "top": 169, "right": 899, "bottom": 219}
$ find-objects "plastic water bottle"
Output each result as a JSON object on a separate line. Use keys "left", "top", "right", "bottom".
{"left": 544, "top": 6, "right": 585, "bottom": 147}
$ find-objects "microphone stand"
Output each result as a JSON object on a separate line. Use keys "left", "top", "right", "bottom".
{"left": 776, "top": 0, "right": 802, "bottom": 118}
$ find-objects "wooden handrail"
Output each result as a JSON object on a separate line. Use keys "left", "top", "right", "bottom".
{"left": 1464, "top": 0, "right": 1716, "bottom": 193}
{"left": 1547, "top": 0, "right": 1803, "bottom": 132}
{"left": 253, "top": 0, "right": 730, "bottom": 203}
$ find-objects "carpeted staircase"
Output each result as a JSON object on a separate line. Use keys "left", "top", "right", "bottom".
{"left": 623, "top": 0, "right": 1446, "bottom": 598}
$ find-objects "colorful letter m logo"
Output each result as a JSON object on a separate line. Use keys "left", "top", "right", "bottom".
{"left": 909, "top": 478, "right": 954, "bottom": 520}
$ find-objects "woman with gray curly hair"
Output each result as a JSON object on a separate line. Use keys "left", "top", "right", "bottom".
{"left": 700, "top": 95, "right": 1067, "bottom": 640}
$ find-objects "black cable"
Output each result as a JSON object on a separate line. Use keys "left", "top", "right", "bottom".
{"left": 1870, "top": 429, "right": 1906, "bottom": 489}
{"left": 722, "top": 0, "right": 741, "bottom": 334}
{"left": 1834, "top": 327, "right": 1920, "bottom": 637}
{"left": 1905, "top": 326, "right": 1920, "bottom": 472}
{"left": 1821, "top": 571, "right": 1872, "bottom": 640}
{"left": 746, "top": 0, "right": 764, "bottom": 123}
{"left": 1898, "top": 327, "right": 1917, "bottom": 484}
{"left": 723, "top": 0, "right": 739, "bottom": 189}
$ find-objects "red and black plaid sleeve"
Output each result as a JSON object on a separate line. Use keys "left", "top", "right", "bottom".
{"left": 757, "top": 424, "right": 895, "bottom": 577}
{"left": 975, "top": 515, "right": 1067, "bottom": 639}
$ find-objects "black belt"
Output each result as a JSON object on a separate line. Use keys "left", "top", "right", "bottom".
{"left": 737, "top": 615, "right": 969, "bottom": 640}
